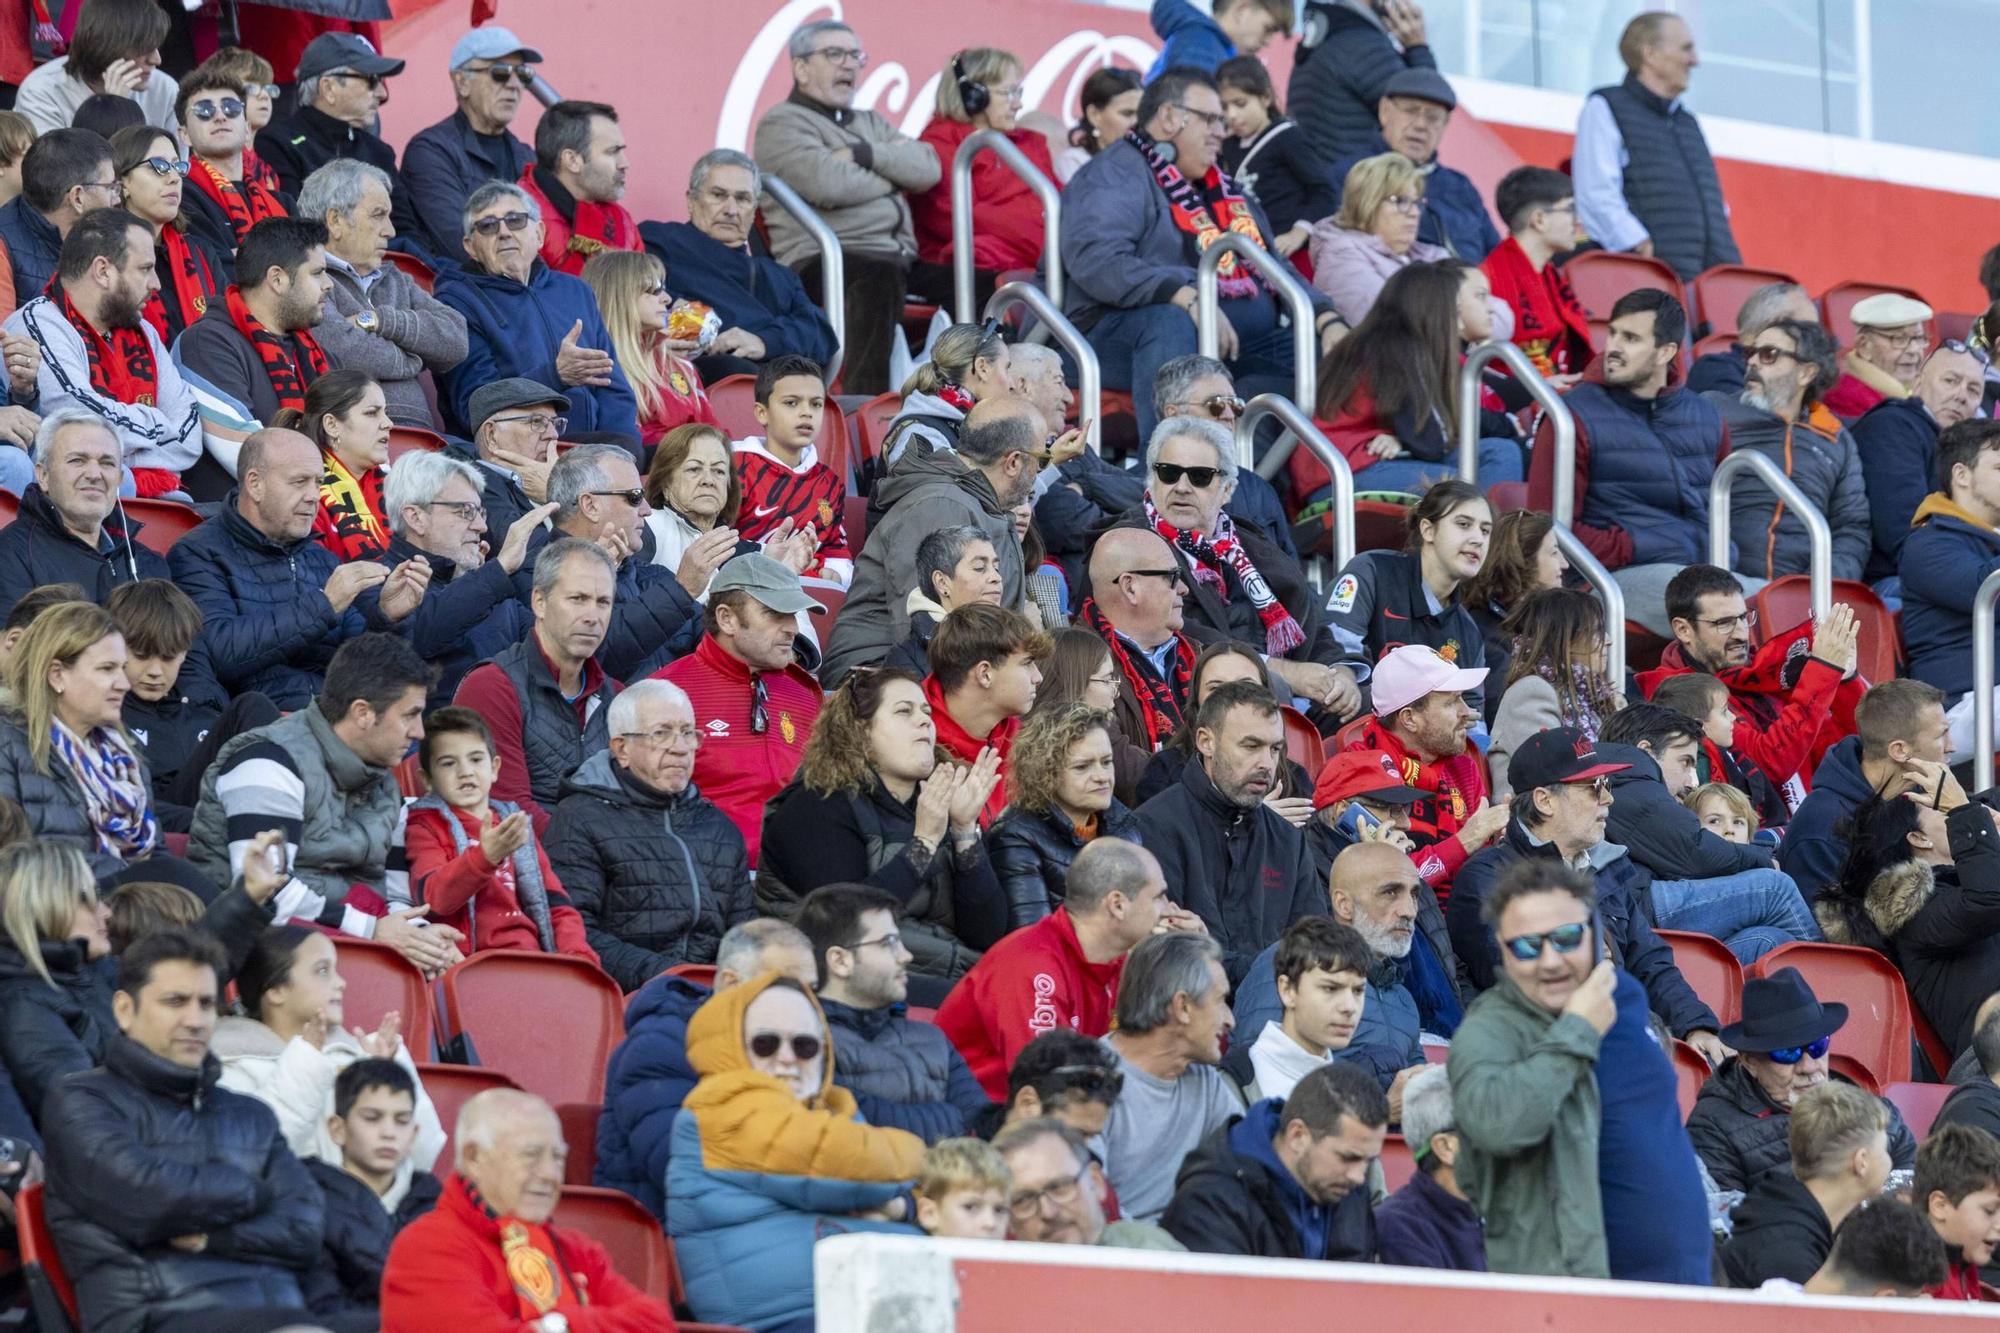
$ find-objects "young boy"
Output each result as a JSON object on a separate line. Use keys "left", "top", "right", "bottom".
{"left": 734, "top": 353, "right": 853, "bottom": 585}
{"left": 1913, "top": 1123, "right": 2000, "bottom": 1300}
{"left": 403, "top": 707, "right": 599, "bottom": 962}
{"left": 1653, "top": 670, "right": 1788, "bottom": 828}
{"left": 1221, "top": 917, "right": 1373, "bottom": 1102}
{"left": 915, "top": 1137, "right": 1013, "bottom": 1241}
{"left": 1684, "top": 781, "right": 1756, "bottom": 844}
{"left": 1147, "top": 0, "right": 1290, "bottom": 78}
{"left": 304, "top": 1059, "right": 444, "bottom": 1314}
{"left": 1482, "top": 166, "right": 1592, "bottom": 379}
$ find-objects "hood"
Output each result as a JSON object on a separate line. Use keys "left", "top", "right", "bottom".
{"left": 1835, "top": 858, "right": 1934, "bottom": 942}
{"left": 684, "top": 969, "right": 839, "bottom": 1101}
{"left": 1806, "top": 736, "right": 1873, "bottom": 805}
{"left": 0, "top": 936, "right": 91, "bottom": 991}
{"left": 1912, "top": 491, "right": 2000, "bottom": 536}
{"left": 903, "top": 586, "right": 948, "bottom": 620}
{"left": 558, "top": 747, "right": 701, "bottom": 810}
{"left": 622, "top": 973, "right": 709, "bottom": 1031}
{"left": 1729, "top": 1171, "right": 1828, "bottom": 1242}
{"left": 874, "top": 444, "right": 1002, "bottom": 519}
{"left": 895, "top": 390, "right": 967, "bottom": 425}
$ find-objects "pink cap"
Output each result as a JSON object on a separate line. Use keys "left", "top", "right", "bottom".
{"left": 1370, "top": 644, "right": 1489, "bottom": 717}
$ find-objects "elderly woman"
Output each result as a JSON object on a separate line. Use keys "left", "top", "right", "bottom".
{"left": 1309, "top": 152, "right": 1450, "bottom": 323}
{"left": 273, "top": 368, "right": 394, "bottom": 562}
{"left": 0, "top": 840, "right": 113, "bottom": 1123}
{"left": 909, "top": 46, "right": 1058, "bottom": 314}
{"left": 668, "top": 973, "right": 924, "bottom": 1332}
{"left": 987, "top": 702, "right": 1144, "bottom": 929}
{"left": 1115, "top": 416, "right": 1356, "bottom": 722}
{"left": 884, "top": 524, "right": 1005, "bottom": 675}
{"left": 884, "top": 321, "right": 1015, "bottom": 471}
{"left": 299, "top": 157, "right": 469, "bottom": 429}
{"left": 582, "top": 249, "right": 720, "bottom": 447}
{"left": 110, "top": 124, "right": 222, "bottom": 344}
{"left": 434, "top": 179, "right": 641, "bottom": 443}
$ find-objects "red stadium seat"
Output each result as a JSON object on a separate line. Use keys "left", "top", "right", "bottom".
{"left": 1936, "top": 311, "right": 1979, "bottom": 343}
{"left": 558, "top": 1102, "right": 601, "bottom": 1185}
{"left": 119, "top": 497, "right": 203, "bottom": 555}
{"left": 1624, "top": 621, "right": 1672, "bottom": 674}
{"left": 1655, "top": 930, "right": 1745, "bottom": 1026}
{"left": 803, "top": 581, "right": 846, "bottom": 634}
{"left": 1562, "top": 250, "right": 1687, "bottom": 322}
{"left": 665, "top": 962, "right": 717, "bottom": 986}
{"left": 385, "top": 249, "right": 437, "bottom": 294}
{"left": 1280, "top": 705, "right": 1325, "bottom": 781}
{"left": 1332, "top": 714, "right": 1373, "bottom": 755}
{"left": 443, "top": 951, "right": 625, "bottom": 1107}
{"left": 1354, "top": 497, "right": 1415, "bottom": 554}
{"left": 334, "top": 937, "right": 436, "bottom": 1061}
{"left": 0, "top": 488, "right": 23, "bottom": 527}
{"left": 843, "top": 493, "right": 869, "bottom": 550}
{"left": 18, "top": 1183, "right": 78, "bottom": 1332}
{"left": 1378, "top": 1135, "right": 1417, "bottom": 1193}
{"left": 1750, "top": 577, "right": 1900, "bottom": 685}
{"left": 414, "top": 1062, "right": 521, "bottom": 1170}
{"left": 1670, "top": 1040, "right": 1710, "bottom": 1122}
{"left": 1423, "top": 1044, "right": 1449, "bottom": 1064}
{"left": 906, "top": 1005, "right": 939, "bottom": 1025}
{"left": 1829, "top": 1053, "right": 1882, "bottom": 1097}
{"left": 1691, "top": 330, "right": 1737, "bottom": 361}
{"left": 388, "top": 425, "right": 448, "bottom": 461}
{"left": 706, "top": 374, "right": 760, "bottom": 439}
{"left": 1486, "top": 481, "right": 1529, "bottom": 514}
{"left": 395, "top": 752, "right": 428, "bottom": 798}
{"left": 1688, "top": 264, "right": 1798, "bottom": 337}
{"left": 553, "top": 1187, "right": 675, "bottom": 1305}
{"left": 853, "top": 391, "right": 903, "bottom": 486}
{"left": 1820, "top": 280, "right": 1934, "bottom": 348}
{"left": 1883, "top": 1082, "right": 1952, "bottom": 1139}
{"left": 1748, "top": 942, "right": 1913, "bottom": 1087}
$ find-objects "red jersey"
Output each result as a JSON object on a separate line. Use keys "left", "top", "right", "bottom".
{"left": 936, "top": 909, "right": 1124, "bottom": 1100}
{"left": 1345, "top": 717, "right": 1487, "bottom": 899}
{"left": 733, "top": 438, "right": 852, "bottom": 583}
{"left": 638, "top": 348, "right": 721, "bottom": 445}
{"left": 657, "top": 634, "right": 820, "bottom": 866}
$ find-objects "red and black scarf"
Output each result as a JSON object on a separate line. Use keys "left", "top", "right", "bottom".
{"left": 1126, "top": 129, "right": 1266, "bottom": 300}
{"left": 50, "top": 276, "right": 157, "bottom": 410}
{"left": 240, "top": 147, "right": 281, "bottom": 194}
{"left": 1078, "top": 596, "right": 1195, "bottom": 750}
{"left": 1483, "top": 236, "right": 1592, "bottom": 377}
{"left": 224, "top": 285, "right": 328, "bottom": 414}
{"left": 141, "top": 226, "right": 216, "bottom": 344}
{"left": 189, "top": 157, "right": 288, "bottom": 246}
{"left": 1143, "top": 497, "right": 1305, "bottom": 655}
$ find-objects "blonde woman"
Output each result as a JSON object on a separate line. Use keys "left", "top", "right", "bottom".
{"left": 581, "top": 249, "right": 721, "bottom": 447}
{"left": 1310, "top": 152, "right": 1451, "bottom": 324}
{"left": 0, "top": 840, "right": 113, "bottom": 1120}
{"left": 885, "top": 321, "right": 1015, "bottom": 469}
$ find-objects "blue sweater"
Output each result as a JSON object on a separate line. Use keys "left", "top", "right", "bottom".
{"left": 1147, "top": 0, "right": 1234, "bottom": 79}
{"left": 1777, "top": 736, "right": 1873, "bottom": 904}
{"left": 1375, "top": 1165, "right": 1486, "bottom": 1270}
{"left": 1850, "top": 396, "right": 1939, "bottom": 583}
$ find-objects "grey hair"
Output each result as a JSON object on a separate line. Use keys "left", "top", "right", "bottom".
{"left": 689, "top": 147, "right": 760, "bottom": 198}
{"left": 787, "top": 18, "right": 854, "bottom": 59}
{"left": 547, "top": 442, "right": 627, "bottom": 523}
{"left": 1145, "top": 415, "right": 1235, "bottom": 476}
{"left": 914, "top": 525, "right": 991, "bottom": 600}
{"left": 1399, "top": 1065, "right": 1454, "bottom": 1165}
{"left": 32, "top": 406, "right": 115, "bottom": 467}
{"left": 297, "top": 157, "right": 394, "bottom": 229}
{"left": 1151, "top": 353, "right": 1230, "bottom": 419}
{"left": 1737, "top": 282, "right": 1811, "bottom": 337}
{"left": 461, "top": 179, "right": 541, "bottom": 241}
{"left": 531, "top": 536, "right": 615, "bottom": 599}
{"left": 607, "top": 677, "right": 691, "bottom": 736}
{"left": 453, "top": 1087, "right": 558, "bottom": 1171}
{"left": 715, "top": 918, "right": 811, "bottom": 980}
{"left": 1112, "top": 931, "right": 1223, "bottom": 1035}
{"left": 383, "top": 450, "right": 482, "bottom": 537}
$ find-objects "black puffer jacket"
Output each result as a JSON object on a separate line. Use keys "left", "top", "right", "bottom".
{"left": 1718, "top": 1171, "right": 1831, "bottom": 1289}
{"left": 987, "top": 799, "right": 1144, "bottom": 930}
{"left": 0, "top": 936, "right": 114, "bottom": 1123}
{"left": 42, "top": 1036, "right": 323, "bottom": 1333}
{"left": 1288, "top": 2, "right": 1440, "bottom": 161}
{"left": 1161, "top": 1100, "right": 1376, "bottom": 1261}
{"left": 299, "top": 1157, "right": 441, "bottom": 1314}
{"left": 818, "top": 997, "right": 995, "bottom": 1144}
{"left": 1599, "top": 742, "right": 1773, "bottom": 881}
{"left": 1686, "top": 1057, "right": 1916, "bottom": 1196}
{"left": 0, "top": 712, "right": 144, "bottom": 878}
{"left": 0, "top": 483, "right": 168, "bottom": 623}
{"left": 543, "top": 750, "right": 753, "bottom": 992}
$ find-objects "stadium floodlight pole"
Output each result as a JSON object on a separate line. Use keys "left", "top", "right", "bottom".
{"left": 952, "top": 130, "right": 1061, "bottom": 323}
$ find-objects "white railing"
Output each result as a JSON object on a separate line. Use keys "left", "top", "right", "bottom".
{"left": 1540, "top": 387, "right": 1628, "bottom": 681}
{"left": 1974, "top": 568, "right": 2000, "bottom": 790}
{"left": 1708, "top": 452, "right": 1833, "bottom": 622}
{"left": 1458, "top": 340, "right": 1566, "bottom": 486}
{"left": 1238, "top": 394, "right": 1354, "bottom": 567}
{"left": 951, "top": 129, "right": 1062, "bottom": 323}
{"left": 985, "top": 281, "right": 1099, "bottom": 452}
{"left": 761, "top": 177, "right": 846, "bottom": 387}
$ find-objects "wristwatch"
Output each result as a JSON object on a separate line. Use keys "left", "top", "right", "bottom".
{"left": 355, "top": 310, "right": 380, "bottom": 333}
{"left": 535, "top": 1316, "right": 568, "bottom": 1333}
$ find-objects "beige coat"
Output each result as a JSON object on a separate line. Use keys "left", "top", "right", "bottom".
{"left": 752, "top": 98, "right": 941, "bottom": 268}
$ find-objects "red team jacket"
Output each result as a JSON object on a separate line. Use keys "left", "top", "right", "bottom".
{"left": 1344, "top": 718, "right": 1488, "bottom": 900}
{"left": 935, "top": 908, "right": 1124, "bottom": 1100}
{"left": 518, "top": 166, "right": 641, "bottom": 278}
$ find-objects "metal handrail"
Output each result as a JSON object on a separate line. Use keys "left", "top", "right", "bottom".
{"left": 952, "top": 130, "right": 1061, "bottom": 323}
{"left": 1238, "top": 394, "right": 1353, "bottom": 567}
{"left": 761, "top": 177, "right": 846, "bottom": 387}
{"left": 1533, "top": 367, "right": 1625, "bottom": 680}
{"left": 1975, "top": 569, "right": 2000, "bottom": 790}
{"left": 1458, "top": 340, "right": 1569, "bottom": 486}
{"left": 1196, "top": 233, "right": 1318, "bottom": 408}
{"left": 1564, "top": 530, "right": 1628, "bottom": 684}
{"left": 985, "top": 282, "right": 1099, "bottom": 452}
{"left": 1708, "top": 452, "right": 1832, "bottom": 622}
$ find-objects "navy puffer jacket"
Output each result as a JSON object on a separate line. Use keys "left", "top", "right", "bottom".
{"left": 0, "top": 936, "right": 114, "bottom": 1123}
{"left": 595, "top": 975, "right": 707, "bottom": 1219}
{"left": 1570, "top": 378, "right": 1722, "bottom": 567}
{"left": 818, "top": 997, "right": 995, "bottom": 1144}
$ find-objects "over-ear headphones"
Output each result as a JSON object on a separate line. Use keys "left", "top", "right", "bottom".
{"left": 953, "top": 52, "right": 990, "bottom": 118}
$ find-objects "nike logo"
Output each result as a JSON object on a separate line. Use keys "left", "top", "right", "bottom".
{"left": 751, "top": 504, "right": 781, "bottom": 518}
{"left": 1382, "top": 609, "right": 1408, "bottom": 621}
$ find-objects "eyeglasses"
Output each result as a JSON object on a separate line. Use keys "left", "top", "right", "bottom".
{"left": 252, "top": 82, "right": 280, "bottom": 100}
{"left": 809, "top": 45, "right": 868, "bottom": 67}
{"left": 619, "top": 724, "right": 697, "bottom": 749}
{"left": 1766, "top": 1035, "right": 1832, "bottom": 1065}
{"left": 470, "top": 211, "right": 535, "bottom": 238}
{"left": 1384, "top": 99, "right": 1450, "bottom": 129}
{"left": 132, "top": 156, "right": 188, "bottom": 178}
{"left": 848, "top": 932, "right": 903, "bottom": 953}
{"left": 989, "top": 83, "right": 1026, "bottom": 105}
{"left": 1384, "top": 193, "right": 1426, "bottom": 214}
{"left": 589, "top": 487, "right": 646, "bottom": 507}
{"left": 476, "top": 62, "right": 537, "bottom": 86}
{"left": 1152, "top": 462, "right": 1221, "bottom": 488}
{"left": 1693, "top": 609, "right": 1756, "bottom": 633}
{"left": 1501, "top": 921, "right": 1589, "bottom": 962}
{"left": 1178, "top": 394, "right": 1245, "bottom": 420}
{"left": 1737, "top": 343, "right": 1800, "bottom": 367}
{"left": 187, "top": 97, "right": 244, "bottom": 121}
{"left": 489, "top": 413, "right": 566, "bottom": 435}
{"left": 80, "top": 178, "right": 120, "bottom": 197}
{"left": 1862, "top": 328, "right": 1928, "bottom": 350}
{"left": 327, "top": 70, "right": 385, "bottom": 90}
{"left": 1172, "top": 102, "right": 1227, "bottom": 132}
{"left": 425, "top": 500, "right": 485, "bottom": 522}
{"left": 748, "top": 1032, "right": 823, "bottom": 1061}
{"left": 1118, "top": 567, "right": 1183, "bottom": 585}
{"left": 1563, "top": 776, "right": 1613, "bottom": 798}
{"left": 1938, "top": 338, "right": 1993, "bottom": 368}
{"left": 1008, "top": 1161, "right": 1090, "bottom": 1221}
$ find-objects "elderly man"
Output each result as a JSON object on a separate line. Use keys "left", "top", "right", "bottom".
{"left": 1689, "top": 967, "right": 1916, "bottom": 1198}
{"left": 435, "top": 180, "right": 640, "bottom": 443}
{"left": 1330, "top": 68, "right": 1495, "bottom": 261}
{"left": 1076, "top": 527, "right": 1197, "bottom": 754}
{"left": 517, "top": 100, "right": 638, "bottom": 277}
{"left": 1572, "top": 11, "right": 1739, "bottom": 280}
{"left": 1375, "top": 1065, "right": 1486, "bottom": 1270}
{"left": 754, "top": 19, "right": 940, "bottom": 395}
{"left": 1686, "top": 281, "right": 1820, "bottom": 396}
{"left": 1288, "top": 0, "right": 1439, "bottom": 161}
{"left": 169, "top": 428, "right": 425, "bottom": 709}
{"left": 1826, "top": 293, "right": 1934, "bottom": 420}
{"left": 1855, "top": 340, "right": 1987, "bottom": 587}
{"left": 1704, "top": 317, "right": 1869, "bottom": 584}
{"left": 0, "top": 409, "right": 168, "bottom": 621}
{"left": 822, "top": 396, "right": 1039, "bottom": 685}
{"left": 546, "top": 442, "right": 700, "bottom": 679}
{"left": 383, "top": 1088, "right": 675, "bottom": 1328}
{"left": 1062, "top": 68, "right": 1342, "bottom": 443}
{"left": 400, "top": 27, "right": 540, "bottom": 259}
{"left": 993, "top": 1118, "right": 1187, "bottom": 1249}
{"left": 298, "top": 159, "right": 467, "bottom": 428}
{"left": 0, "top": 128, "right": 120, "bottom": 300}
{"left": 639, "top": 149, "right": 838, "bottom": 380}
{"left": 1116, "top": 416, "right": 1354, "bottom": 718}
{"left": 544, "top": 678, "right": 754, "bottom": 991}
{"left": 446, "top": 376, "right": 569, "bottom": 539}
{"left": 454, "top": 537, "right": 620, "bottom": 835}
{"left": 256, "top": 32, "right": 404, "bottom": 202}
{"left": 175, "top": 67, "right": 288, "bottom": 257}
{"left": 7, "top": 208, "right": 200, "bottom": 498}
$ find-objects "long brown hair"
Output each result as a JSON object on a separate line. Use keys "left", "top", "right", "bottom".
{"left": 7, "top": 601, "right": 128, "bottom": 774}
{"left": 1037, "top": 628, "right": 1113, "bottom": 708}
{"left": 1159, "top": 641, "right": 1305, "bottom": 797}
{"left": 1463, "top": 510, "right": 1556, "bottom": 613}
{"left": 797, "top": 668, "right": 926, "bottom": 796}
{"left": 1315, "top": 262, "right": 1460, "bottom": 447}
{"left": 1500, "top": 588, "right": 1616, "bottom": 725}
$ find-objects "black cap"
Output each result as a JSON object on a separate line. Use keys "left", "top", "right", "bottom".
{"left": 1382, "top": 67, "right": 1457, "bottom": 110}
{"left": 1507, "top": 727, "right": 1631, "bottom": 792}
{"left": 296, "top": 32, "right": 406, "bottom": 84}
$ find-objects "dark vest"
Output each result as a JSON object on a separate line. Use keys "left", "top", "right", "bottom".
{"left": 1593, "top": 74, "right": 1739, "bottom": 280}
{"left": 1571, "top": 380, "right": 1720, "bottom": 565}
{"left": 492, "top": 639, "right": 613, "bottom": 811}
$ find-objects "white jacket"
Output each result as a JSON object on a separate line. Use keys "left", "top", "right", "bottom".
{"left": 211, "top": 1017, "right": 447, "bottom": 1173}
{"left": 5, "top": 295, "right": 204, "bottom": 474}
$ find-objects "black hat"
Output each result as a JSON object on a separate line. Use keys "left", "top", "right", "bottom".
{"left": 468, "top": 377, "right": 571, "bottom": 435}
{"left": 1507, "top": 727, "right": 1631, "bottom": 792}
{"left": 1382, "top": 68, "right": 1457, "bottom": 111}
{"left": 1716, "top": 967, "right": 1849, "bottom": 1053}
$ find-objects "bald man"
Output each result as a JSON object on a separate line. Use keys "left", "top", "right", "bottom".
{"left": 382, "top": 1088, "right": 675, "bottom": 1327}
{"left": 1328, "top": 842, "right": 1430, "bottom": 1117}
{"left": 1077, "top": 526, "right": 1201, "bottom": 754}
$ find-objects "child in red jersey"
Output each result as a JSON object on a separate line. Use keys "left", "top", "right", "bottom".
{"left": 733, "top": 354, "right": 853, "bottom": 585}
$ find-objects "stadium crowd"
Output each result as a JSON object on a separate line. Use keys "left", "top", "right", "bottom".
{"left": 0, "top": 1, "right": 1988, "bottom": 1330}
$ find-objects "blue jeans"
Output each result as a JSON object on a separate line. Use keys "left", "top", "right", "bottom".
{"left": 1312, "top": 437, "right": 1524, "bottom": 503}
{"left": 1650, "top": 867, "right": 1822, "bottom": 964}
{"left": 1085, "top": 295, "right": 1297, "bottom": 443}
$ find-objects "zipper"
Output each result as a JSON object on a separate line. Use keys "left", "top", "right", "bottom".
{"left": 662, "top": 803, "right": 703, "bottom": 958}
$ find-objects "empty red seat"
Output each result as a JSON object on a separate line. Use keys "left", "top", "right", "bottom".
{"left": 553, "top": 1186, "right": 674, "bottom": 1304}
{"left": 1883, "top": 1081, "right": 1953, "bottom": 1139}
{"left": 444, "top": 951, "right": 624, "bottom": 1108}
{"left": 1748, "top": 942, "right": 1913, "bottom": 1087}
{"left": 1689, "top": 264, "right": 1798, "bottom": 337}
{"left": 1751, "top": 577, "right": 1900, "bottom": 686}
{"left": 1378, "top": 1134, "right": 1417, "bottom": 1193}
{"left": 1670, "top": 1039, "right": 1710, "bottom": 1122}
{"left": 1280, "top": 705, "right": 1325, "bottom": 781}
{"left": 1655, "top": 929, "right": 1745, "bottom": 1026}
{"left": 385, "top": 249, "right": 437, "bottom": 294}
{"left": 416, "top": 1062, "right": 521, "bottom": 1175}
{"left": 1562, "top": 250, "right": 1687, "bottom": 321}
{"left": 705, "top": 374, "right": 760, "bottom": 440}
{"left": 388, "top": 425, "right": 448, "bottom": 461}
{"left": 18, "top": 1183, "right": 78, "bottom": 1332}
{"left": 333, "top": 936, "right": 436, "bottom": 1062}
{"left": 1820, "top": 280, "right": 1934, "bottom": 348}
{"left": 119, "top": 497, "right": 203, "bottom": 555}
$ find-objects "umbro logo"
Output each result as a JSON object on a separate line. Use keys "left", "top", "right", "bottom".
{"left": 704, "top": 718, "right": 730, "bottom": 737}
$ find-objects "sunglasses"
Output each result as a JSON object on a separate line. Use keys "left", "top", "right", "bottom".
{"left": 133, "top": 156, "right": 188, "bottom": 178}
{"left": 1766, "top": 1035, "right": 1832, "bottom": 1065}
{"left": 1502, "top": 921, "right": 1589, "bottom": 962}
{"left": 478, "top": 62, "right": 537, "bottom": 86}
{"left": 1119, "top": 567, "right": 1182, "bottom": 585}
{"left": 748, "top": 1032, "right": 822, "bottom": 1061}
{"left": 1182, "top": 393, "right": 1245, "bottom": 419}
{"left": 1152, "top": 462, "right": 1222, "bottom": 488}
{"left": 589, "top": 487, "right": 646, "bottom": 506}
{"left": 471, "top": 211, "right": 535, "bottom": 237}
{"left": 1736, "top": 343, "right": 1800, "bottom": 367}
{"left": 1939, "top": 337, "right": 1993, "bottom": 368}
{"left": 187, "top": 97, "right": 244, "bottom": 121}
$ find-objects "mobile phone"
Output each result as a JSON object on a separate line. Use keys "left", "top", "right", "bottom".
{"left": 0, "top": 1136, "right": 30, "bottom": 1196}
{"left": 1335, "top": 801, "right": 1382, "bottom": 841}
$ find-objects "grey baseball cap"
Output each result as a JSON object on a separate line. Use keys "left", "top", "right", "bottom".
{"left": 469, "top": 377, "right": 571, "bottom": 434}
{"left": 1382, "top": 67, "right": 1457, "bottom": 110}
{"left": 710, "top": 553, "right": 818, "bottom": 616}
{"left": 450, "top": 26, "right": 544, "bottom": 70}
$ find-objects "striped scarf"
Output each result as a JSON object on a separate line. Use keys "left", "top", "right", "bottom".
{"left": 51, "top": 721, "right": 158, "bottom": 860}
{"left": 1144, "top": 498, "right": 1305, "bottom": 655}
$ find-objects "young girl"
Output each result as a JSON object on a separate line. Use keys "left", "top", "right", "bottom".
{"left": 1488, "top": 587, "right": 1621, "bottom": 798}
{"left": 1684, "top": 781, "right": 1757, "bottom": 844}
{"left": 1216, "top": 55, "right": 1335, "bottom": 255}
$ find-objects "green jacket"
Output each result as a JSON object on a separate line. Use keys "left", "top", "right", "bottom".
{"left": 1447, "top": 977, "right": 1607, "bottom": 1278}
